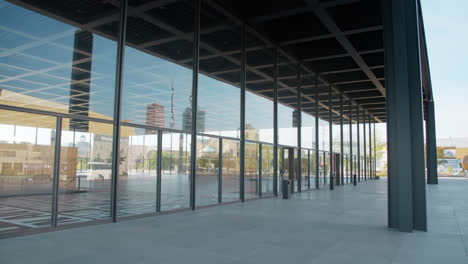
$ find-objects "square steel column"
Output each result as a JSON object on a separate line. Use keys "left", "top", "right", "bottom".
{"left": 239, "top": 23, "right": 246, "bottom": 202}
{"left": 363, "top": 112, "right": 367, "bottom": 181}
{"left": 328, "top": 85, "right": 333, "bottom": 190}
{"left": 110, "top": 0, "right": 127, "bottom": 221}
{"left": 189, "top": 0, "right": 201, "bottom": 210}
{"left": 349, "top": 100, "right": 353, "bottom": 183}
{"left": 273, "top": 48, "right": 279, "bottom": 196}
{"left": 356, "top": 107, "right": 360, "bottom": 182}
{"left": 384, "top": 0, "right": 427, "bottom": 232}
{"left": 314, "top": 75, "right": 320, "bottom": 189}
{"left": 340, "top": 95, "right": 344, "bottom": 185}
{"left": 426, "top": 99, "right": 438, "bottom": 184}
{"left": 297, "top": 64, "right": 302, "bottom": 192}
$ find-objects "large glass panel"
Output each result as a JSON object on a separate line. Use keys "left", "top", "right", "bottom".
{"left": 245, "top": 142, "right": 259, "bottom": 199}
{"left": 319, "top": 119, "right": 329, "bottom": 151}
{"left": 0, "top": 0, "right": 119, "bottom": 119}
{"left": 118, "top": 127, "right": 158, "bottom": 217}
{"left": 261, "top": 144, "right": 274, "bottom": 196}
{"left": 121, "top": 0, "right": 194, "bottom": 131}
{"left": 222, "top": 139, "right": 240, "bottom": 202}
{"left": 310, "top": 151, "right": 317, "bottom": 189}
{"left": 58, "top": 119, "right": 115, "bottom": 225}
{"left": 0, "top": 110, "right": 56, "bottom": 234}
{"left": 196, "top": 136, "right": 219, "bottom": 207}
{"left": 161, "top": 132, "right": 190, "bottom": 211}
{"left": 279, "top": 104, "right": 298, "bottom": 147}
{"left": 245, "top": 31, "right": 274, "bottom": 143}
{"left": 301, "top": 149, "right": 309, "bottom": 191}
{"left": 302, "top": 113, "right": 315, "bottom": 149}
{"left": 198, "top": 1, "right": 241, "bottom": 138}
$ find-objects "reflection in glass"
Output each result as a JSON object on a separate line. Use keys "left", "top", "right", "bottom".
{"left": 58, "top": 119, "right": 116, "bottom": 225}
{"left": 222, "top": 139, "right": 240, "bottom": 202}
{"left": 196, "top": 136, "right": 219, "bottom": 207}
{"left": 118, "top": 127, "right": 158, "bottom": 217}
{"left": 161, "top": 132, "right": 190, "bottom": 211}
{"left": 198, "top": 1, "right": 240, "bottom": 138}
{"left": 301, "top": 149, "right": 309, "bottom": 191}
{"left": 245, "top": 142, "right": 259, "bottom": 198}
{"left": 261, "top": 145, "right": 274, "bottom": 196}
{"left": 0, "top": 0, "right": 119, "bottom": 119}
{"left": 0, "top": 110, "right": 56, "bottom": 234}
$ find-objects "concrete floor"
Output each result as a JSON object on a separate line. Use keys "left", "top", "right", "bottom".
{"left": 1, "top": 179, "right": 468, "bottom": 264}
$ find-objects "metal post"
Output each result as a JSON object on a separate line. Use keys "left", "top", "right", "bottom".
{"left": 328, "top": 85, "right": 333, "bottom": 190}
{"left": 384, "top": 0, "right": 427, "bottom": 232}
{"left": 258, "top": 143, "right": 262, "bottom": 197}
{"left": 218, "top": 138, "right": 223, "bottom": 203}
{"left": 273, "top": 49, "right": 279, "bottom": 196}
{"left": 374, "top": 122, "right": 377, "bottom": 178}
{"left": 426, "top": 99, "right": 438, "bottom": 184}
{"left": 190, "top": 0, "right": 200, "bottom": 210}
{"left": 297, "top": 64, "right": 302, "bottom": 192}
{"left": 356, "top": 107, "right": 360, "bottom": 182}
{"left": 369, "top": 114, "right": 372, "bottom": 179}
{"left": 110, "top": 0, "right": 127, "bottom": 222}
{"left": 240, "top": 23, "right": 246, "bottom": 202}
{"left": 307, "top": 149, "right": 311, "bottom": 189}
{"left": 156, "top": 131, "right": 162, "bottom": 212}
{"left": 363, "top": 112, "right": 367, "bottom": 181}
{"left": 340, "top": 95, "right": 344, "bottom": 185}
{"left": 51, "top": 116, "right": 62, "bottom": 227}
{"left": 314, "top": 74, "right": 320, "bottom": 189}
{"left": 349, "top": 100, "right": 353, "bottom": 185}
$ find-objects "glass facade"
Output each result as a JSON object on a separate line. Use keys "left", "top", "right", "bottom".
{"left": 0, "top": 0, "right": 376, "bottom": 237}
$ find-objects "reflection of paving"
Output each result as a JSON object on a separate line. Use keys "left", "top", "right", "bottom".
{"left": 0, "top": 174, "right": 275, "bottom": 235}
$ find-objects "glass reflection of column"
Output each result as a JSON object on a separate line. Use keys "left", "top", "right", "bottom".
{"left": 69, "top": 30, "right": 93, "bottom": 132}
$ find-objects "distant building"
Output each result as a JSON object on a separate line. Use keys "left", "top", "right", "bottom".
{"left": 146, "top": 103, "right": 165, "bottom": 133}
{"left": 183, "top": 107, "right": 206, "bottom": 132}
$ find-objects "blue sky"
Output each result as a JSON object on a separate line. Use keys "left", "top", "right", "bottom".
{"left": 421, "top": 0, "right": 468, "bottom": 138}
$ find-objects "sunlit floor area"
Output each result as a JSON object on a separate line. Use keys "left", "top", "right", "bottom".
{"left": 1, "top": 179, "right": 468, "bottom": 264}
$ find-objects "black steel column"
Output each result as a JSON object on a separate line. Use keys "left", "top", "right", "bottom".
{"left": 189, "top": 0, "right": 200, "bottom": 210}
{"left": 297, "top": 64, "right": 302, "bottom": 192}
{"left": 110, "top": 0, "right": 127, "bottom": 221}
{"left": 363, "top": 112, "right": 367, "bottom": 181}
{"left": 426, "top": 99, "right": 438, "bottom": 184}
{"left": 349, "top": 100, "right": 353, "bottom": 185}
{"left": 51, "top": 116, "right": 62, "bottom": 227}
{"left": 356, "top": 107, "right": 360, "bottom": 182}
{"left": 258, "top": 143, "right": 262, "bottom": 197}
{"left": 328, "top": 85, "right": 333, "bottom": 190}
{"left": 218, "top": 138, "right": 223, "bottom": 202}
{"left": 314, "top": 74, "right": 320, "bottom": 189}
{"left": 384, "top": 0, "right": 427, "bottom": 232}
{"left": 273, "top": 48, "right": 279, "bottom": 196}
{"left": 340, "top": 95, "right": 344, "bottom": 185}
{"left": 307, "top": 150, "right": 311, "bottom": 189}
{"left": 369, "top": 115, "right": 372, "bottom": 179}
{"left": 239, "top": 23, "right": 246, "bottom": 202}
{"left": 156, "top": 132, "right": 162, "bottom": 212}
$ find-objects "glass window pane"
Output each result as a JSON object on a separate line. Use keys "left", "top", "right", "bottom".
{"left": 0, "top": 0, "right": 119, "bottom": 120}
{"left": 58, "top": 119, "right": 115, "bottom": 225}
{"left": 221, "top": 139, "right": 240, "bottom": 202}
{"left": 198, "top": 1, "right": 241, "bottom": 138}
{"left": 0, "top": 110, "right": 56, "bottom": 235}
{"left": 161, "top": 132, "right": 191, "bottom": 211}
{"left": 245, "top": 142, "right": 259, "bottom": 198}
{"left": 121, "top": 0, "right": 194, "bottom": 131}
{"left": 261, "top": 144, "right": 274, "bottom": 196}
{"left": 196, "top": 136, "right": 219, "bottom": 207}
{"left": 245, "top": 31, "right": 274, "bottom": 144}
{"left": 118, "top": 127, "right": 158, "bottom": 217}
